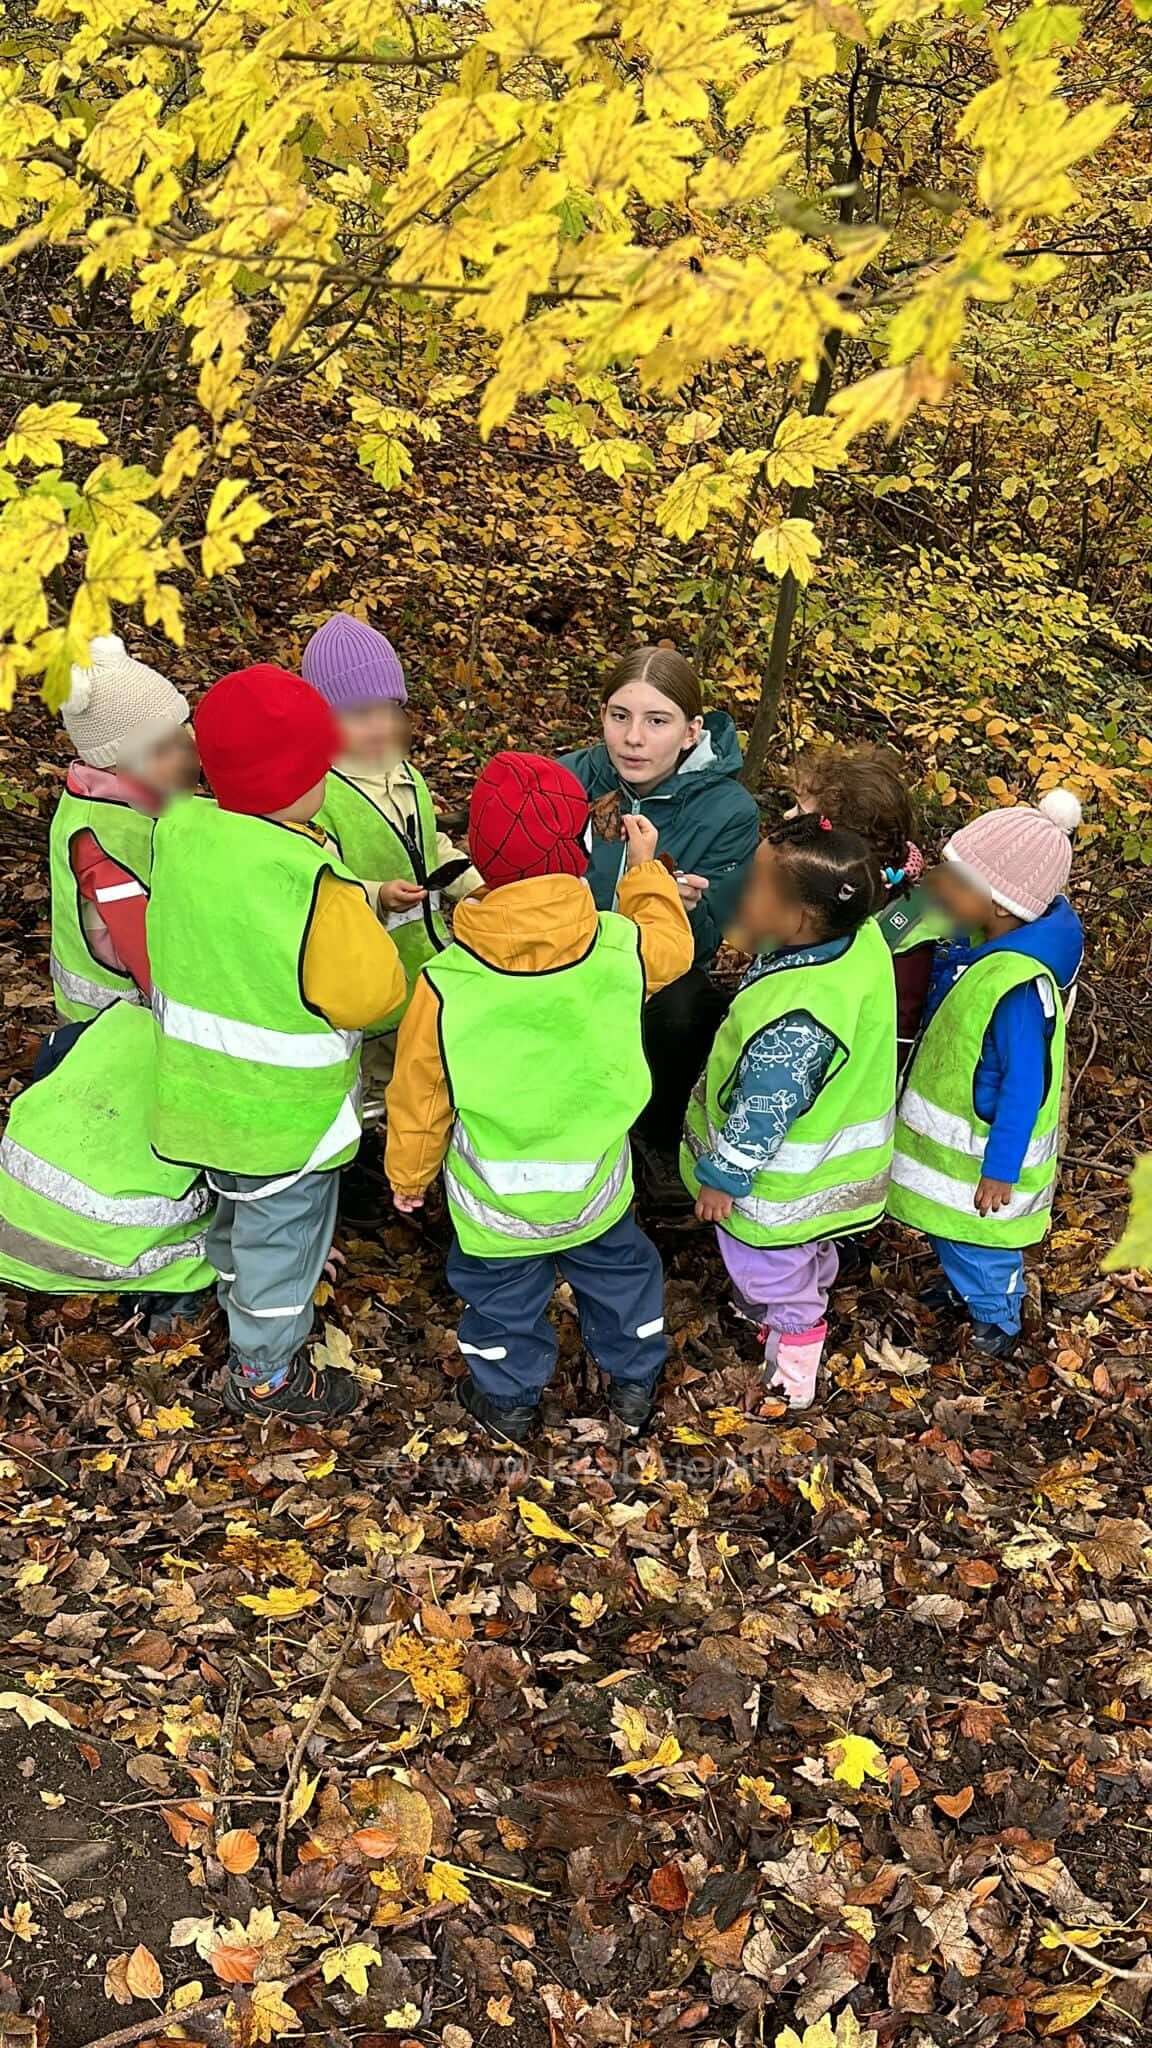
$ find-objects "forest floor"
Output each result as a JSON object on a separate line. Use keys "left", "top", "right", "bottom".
{"left": 2, "top": 402, "right": 1152, "bottom": 2048}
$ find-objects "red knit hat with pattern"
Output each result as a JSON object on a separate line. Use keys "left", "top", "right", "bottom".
{"left": 468, "top": 751, "right": 590, "bottom": 889}
{"left": 195, "top": 664, "right": 339, "bottom": 816}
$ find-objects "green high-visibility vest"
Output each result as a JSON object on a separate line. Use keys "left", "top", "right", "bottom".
{"left": 48, "top": 788, "right": 155, "bottom": 1020}
{"left": 425, "top": 915, "right": 649, "bottom": 1258}
{"left": 0, "top": 1004, "right": 214, "bottom": 1295}
{"left": 888, "top": 950, "right": 1064, "bottom": 1247}
{"left": 877, "top": 883, "right": 951, "bottom": 958}
{"left": 148, "top": 801, "right": 365, "bottom": 1179}
{"left": 318, "top": 767, "right": 449, "bottom": 1029}
{"left": 682, "top": 917, "right": 897, "bottom": 1247}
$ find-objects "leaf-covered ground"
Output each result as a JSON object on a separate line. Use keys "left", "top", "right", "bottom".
{"left": 3, "top": 409, "right": 1152, "bottom": 2048}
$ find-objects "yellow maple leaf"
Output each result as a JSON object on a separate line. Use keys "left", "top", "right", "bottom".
{"left": 200, "top": 478, "right": 271, "bottom": 580}
{"left": 765, "top": 412, "right": 844, "bottom": 488}
{"left": 482, "top": 0, "right": 601, "bottom": 67}
{"left": 424, "top": 1859, "right": 472, "bottom": 1905}
{"left": 2, "top": 1901, "right": 41, "bottom": 1942}
{"left": 157, "top": 426, "right": 205, "bottom": 499}
{"left": 241, "top": 1980, "right": 302, "bottom": 2043}
{"left": 320, "top": 1941, "right": 381, "bottom": 1996}
{"left": 3, "top": 401, "right": 105, "bottom": 468}
{"left": 826, "top": 1732, "right": 888, "bottom": 1790}
{"left": 750, "top": 516, "right": 822, "bottom": 585}
{"left": 517, "top": 1497, "right": 578, "bottom": 1544}
{"left": 237, "top": 1587, "right": 322, "bottom": 1620}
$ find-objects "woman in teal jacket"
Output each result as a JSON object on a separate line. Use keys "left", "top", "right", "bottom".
{"left": 561, "top": 647, "right": 761, "bottom": 1180}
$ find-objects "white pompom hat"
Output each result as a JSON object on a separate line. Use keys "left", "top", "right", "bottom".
{"left": 942, "top": 787, "right": 1083, "bottom": 922}
{"left": 62, "top": 633, "right": 189, "bottom": 770}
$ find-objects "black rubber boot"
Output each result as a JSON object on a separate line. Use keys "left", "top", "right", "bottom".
{"left": 968, "top": 1321, "right": 1018, "bottom": 1359}
{"left": 223, "top": 1352, "right": 360, "bottom": 1422}
{"left": 457, "top": 1374, "right": 537, "bottom": 1446}
{"left": 604, "top": 1376, "right": 660, "bottom": 1436}
{"left": 922, "top": 1279, "right": 966, "bottom": 1315}
{"left": 631, "top": 1137, "right": 695, "bottom": 1216}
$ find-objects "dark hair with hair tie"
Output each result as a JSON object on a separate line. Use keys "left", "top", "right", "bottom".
{"left": 765, "top": 814, "right": 885, "bottom": 941}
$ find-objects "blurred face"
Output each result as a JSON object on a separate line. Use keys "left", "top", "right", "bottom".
{"left": 274, "top": 774, "right": 329, "bottom": 825}
{"left": 929, "top": 861, "right": 1018, "bottom": 937}
{"left": 131, "top": 726, "right": 200, "bottom": 798}
{"left": 337, "top": 701, "right": 410, "bottom": 767}
{"left": 601, "top": 682, "right": 702, "bottom": 793}
{"left": 739, "top": 841, "right": 822, "bottom": 949}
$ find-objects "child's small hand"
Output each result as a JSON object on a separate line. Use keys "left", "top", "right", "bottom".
{"left": 975, "top": 1176, "right": 1013, "bottom": 1216}
{"left": 393, "top": 1188, "right": 426, "bottom": 1214}
{"left": 676, "top": 872, "right": 710, "bottom": 911}
{"left": 695, "top": 1186, "right": 734, "bottom": 1223}
{"left": 378, "top": 879, "right": 427, "bottom": 916}
{"left": 621, "top": 813, "right": 659, "bottom": 868}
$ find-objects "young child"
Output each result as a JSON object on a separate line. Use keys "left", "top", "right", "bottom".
{"left": 49, "top": 634, "right": 197, "bottom": 1024}
{"left": 301, "top": 614, "right": 480, "bottom": 1118}
{"left": 888, "top": 790, "right": 1083, "bottom": 1356}
{"left": 682, "top": 818, "right": 896, "bottom": 1409}
{"left": 384, "top": 752, "right": 694, "bottom": 1443}
{"left": 0, "top": 1003, "right": 215, "bottom": 1325}
{"left": 787, "top": 743, "right": 945, "bottom": 1074}
{"left": 147, "top": 665, "right": 407, "bottom": 1421}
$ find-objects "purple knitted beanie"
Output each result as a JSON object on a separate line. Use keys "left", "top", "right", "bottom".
{"left": 299, "top": 614, "right": 407, "bottom": 709}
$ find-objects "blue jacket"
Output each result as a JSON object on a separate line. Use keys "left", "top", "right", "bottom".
{"left": 925, "top": 896, "right": 1084, "bottom": 1184}
{"left": 561, "top": 712, "right": 760, "bottom": 966}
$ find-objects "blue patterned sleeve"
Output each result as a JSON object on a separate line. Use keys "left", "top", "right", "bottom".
{"left": 695, "top": 1010, "right": 840, "bottom": 1197}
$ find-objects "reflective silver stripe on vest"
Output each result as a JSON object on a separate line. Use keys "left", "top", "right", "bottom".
{"left": 385, "top": 891, "right": 442, "bottom": 933}
{"left": 153, "top": 990, "right": 358, "bottom": 1069}
{"left": 890, "top": 1152, "right": 1053, "bottom": 1221}
{"left": 451, "top": 1122, "right": 612, "bottom": 1197}
{"left": 682, "top": 1121, "right": 888, "bottom": 1230}
{"left": 0, "top": 1137, "right": 210, "bottom": 1231}
{"left": 899, "top": 1089, "right": 1057, "bottom": 1172}
{"left": 0, "top": 1216, "right": 208, "bottom": 1284}
{"left": 49, "top": 954, "right": 141, "bottom": 1012}
{"left": 772, "top": 1109, "right": 896, "bottom": 1175}
{"left": 732, "top": 1171, "right": 891, "bottom": 1232}
{"left": 445, "top": 1140, "right": 631, "bottom": 1241}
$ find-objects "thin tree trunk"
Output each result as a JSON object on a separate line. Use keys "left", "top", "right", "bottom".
{"left": 741, "top": 62, "right": 883, "bottom": 790}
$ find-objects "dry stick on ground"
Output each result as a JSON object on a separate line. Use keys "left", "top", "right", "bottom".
{"left": 275, "top": 1599, "right": 368, "bottom": 1887}
{"left": 78, "top": 1963, "right": 323, "bottom": 2048}
{"left": 207, "top": 1657, "right": 245, "bottom": 1857}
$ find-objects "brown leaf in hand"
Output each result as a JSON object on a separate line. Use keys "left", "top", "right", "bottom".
{"left": 590, "top": 791, "right": 623, "bottom": 842}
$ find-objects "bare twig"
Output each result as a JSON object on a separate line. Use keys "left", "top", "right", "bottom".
{"left": 208, "top": 1658, "right": 245, "bottom": 1855}
{"left": 275, "top": 1600, "right": 367, "bottom": 1888}
{"left": 77, "top": 1963, "right": 322, "bottom": 2048}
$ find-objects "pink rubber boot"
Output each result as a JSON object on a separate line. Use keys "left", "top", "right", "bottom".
{"left": 767, "top": 1322, "right": 827, "bottom": 1410}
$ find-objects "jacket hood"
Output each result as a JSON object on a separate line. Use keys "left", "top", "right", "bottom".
{"left": 571, "top": 710, "right": 746, "bottom": 803}
{"left": 978, "top": 894, "right": 1084, "bottom": 992}
{"left": 451, "top": 874, "right": 599, "bottom": 975}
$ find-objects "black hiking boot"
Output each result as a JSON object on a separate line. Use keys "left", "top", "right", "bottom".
{"left": 457, "top": 1375, "right": 537, "bottom": 1446}
{"left": 223, "top": 1351, "right": 360, "bottom": 1423}
{"left": 921, "top": 1279, "right": 967, "bottom": 1316}
{"left": 631, "top": 1136, "right": 695, "bottom": 1216}
{"left": 141, "top": 1289, "right": 215, "bottom": 1341}
{"left": 968, "top": 1321, "right": 1018, "bottom": 1360}
{"left": 604, "top": 1376, "right": 661, "bottom": 1437}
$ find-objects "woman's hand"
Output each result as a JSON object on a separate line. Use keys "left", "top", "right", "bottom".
{"left": 377, "top": 878, "right": 427, "bottom": 917}
{"left": 621, "top": 813, "right": 659, "bottom": 868}
{"left": 676, "top": 872, "right": 710, "bottom": 911}
{"left": 695, "top": 1186, "right": 734, "bottom": 1223}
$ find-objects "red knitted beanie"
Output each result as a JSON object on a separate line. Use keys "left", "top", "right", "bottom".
{"left": 468, "top": 752, "right": 590, "bottom": 889}
{"left": 195, "top": 665, "right": 339, "bottom": 815}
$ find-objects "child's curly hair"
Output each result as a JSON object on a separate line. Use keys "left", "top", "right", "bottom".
{"left": 789, "top": 743, "right": 915, "bottom": 875}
